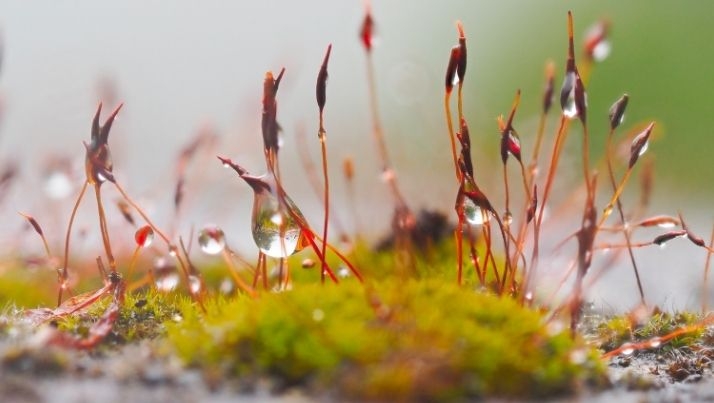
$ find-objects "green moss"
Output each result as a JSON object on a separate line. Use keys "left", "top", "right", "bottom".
{"left": 167, "top": 279, "right": 605, "bottom": 400}
{"left": 596, "top": 311, "right": 704, "bottom": 352}
{"left": 55, "top": 289, "right": 185, "bottom": 345}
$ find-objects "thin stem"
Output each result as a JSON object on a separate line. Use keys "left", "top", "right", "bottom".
{"left": 606, "top": 127, "right": 645, "bottom": 305}
{"left": 582, "top": 123, "right": 592, "bottom": 198}
{"left": 529, "top": 112, "right": 548, "bottom": 180}
{"left": 703, "top": 224, "right": 714, "bottom": 313}
{"left": 319, "top": 114, "right": 329, "bottom": 285}
{"left": 60, "top": 180, "right": 89, "bottom": 305}
{"left": 444, "top": 91, "right": 460, "bottom": 181}
{"left": 111, "top": 181, "right": 172, "bottom": 247}
{"left": 94, "top": 184, "right": 116, "bottom": 272}
{"left": 599, "top": 168, "right": 634, "bottom": 228}
{"left": 126, "top": 246, "right": 141, "bottom": 282}
{"left": 455, "top": 220, "right": 463, "bottom": 285}
{"left": 365, "top": 53, "right": 408, "bottom": 208}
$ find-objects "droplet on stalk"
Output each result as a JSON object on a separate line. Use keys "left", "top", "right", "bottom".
{"left": 188, "top": 274, "right": 203, "bottom": 295}
{"left": 584, "top": 19, "right": 611, "bottom": 62}
{"left": 219, "top": 157, "right": 305, "bottom": 259}
{"left": 652, "top": 230, "right": 687, "bottom": 247}
{"left": 560, "top": 12, "right": 587, "bottom": 124}
{"left": 463, "top": 197, "right": 491, "bottom": 226}
{"left": 134, "top": 225, "right": 154, "bottom": 248}
{"left": 198, "top": 225, "right": 226, "bottom": 255}
{"left": 153, "top": 257, "right": 179, "bottom": 292}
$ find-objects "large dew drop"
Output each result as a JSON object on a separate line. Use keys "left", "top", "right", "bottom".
{"left": 252, "top": 190, "right": 302, "bottom": 258}
{"left": 463, "top": 198, "right": 490, "bottom": 226}
{"left": 198, "top": 226, "right": 226, "bottom": 255}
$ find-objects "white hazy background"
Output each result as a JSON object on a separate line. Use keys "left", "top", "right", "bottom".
{"left": 0, "top": 1, "right": 712, "bottom": 311}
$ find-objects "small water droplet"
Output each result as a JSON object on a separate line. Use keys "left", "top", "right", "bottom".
{"left": 603, "top": 205, "right": 613, "bottom": 217}
{"left": 172, "top": 314, "right": 183, "bottom": 322}
{"left": 338, "top": 267, "right": 351, "bottom": 278}
{"left": 188, "top": 274, "right": 202, "bottom": 295}
{"left": 658, "top": 243, "right": 667, "bottom": 250}
{"left": 592, "top": 40, "right": 611, "bottom": 62}
{"left": 153, "top": 257, "right": 179, "bottom": 292}
{"left": 168, "top": 246, "right": 178, "bottom": 257}
{"left": 570, "top": 348, "right": 587, "bottom": 365}
{"left": 155, "top": 273, "right": 179, "bottom": 292}
{"left": 219, "top": 278, "right": 234, "bottom": 295}
{"left": 657, "top": 222, "right": 676, "bottom": 229}
{"left": 503, "top": 211, "right": 513, "bottom": 226}
{"left": 546, "top": 321, "right": 565, "bottom": 336}
{"left": 312, "top": 308, "right": 325, "bottom": 322}
{"left": 380, "top": 168, "right": 395, "bottom": 183}
{"left": 563, "top": 98, "right": 577, "bottom": 118}
{"left": 44, "top": 171, "right": 73, "bottom": 199}
{"left": 134, "top": 225, "right": 154, "bottom": 248}
{"left": 648, "top": 337, "right": 662, "bottom": 349}
{"left": 524, "top": 291, "right": 534, "bottom": 302}
{"left": 198, "top": 226, "right": 226, "bottom": 255}
{"left": 637, "top": 141, "right": 649, "bottom": 157}
{"left": 620, "top": 343, "right": 635, "bottom": 356}
{"left": 463, "top": 199, "right": 490, "bottom": 226}
{"left": 301, "top": 258, "right": 315, "bottom": 269}
{"left": 602, "top": 247, "right": 611, "bottom": 254}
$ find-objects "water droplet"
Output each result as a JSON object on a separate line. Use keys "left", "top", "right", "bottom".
{"left": 219, "top": 277, "right": 234, "bottom": 295}
{"left": 463, "top": 199, "right": 490, "bottom": 225}
{"left": 380, "top": 168, "right": 395, "bottom": 183}
{"left": 134, "top": 225, "right": 154, "bottom": 248}
{"left": 569, "top": 348, "right": 588, "bottom": 365}
{"left": 620, "top": 343, "right": 635, "bottom": 356}
{"left": 198, "top": 226, "right": 226, "bottom": 255}
{"left": 153, "top": 257, "right": 179, "bottom": 292}
{"left": 524, "top": 291, "right": 533, "bottom": 302}
{"left": 603, "top": 205, "right": 613, "bottom": 217}
{"left": 168, "top": 246, "right": 178, "bottom": 257}
{"left": 602, "top": 247, "right": 611, "bottom": 254}
{"left": 561, "top": 72, "right": 578, "bottom": 119}
{"left": 592, "top": 40, "right": 611, "bottom": 62}
{"left": 188, "top": 274, "right": 202, "bottom": 295}
{"left": 338, "top": 267, "right": 351, "bottom": 278}
{"left": 546, "top": 321, "right": 565, "bottom": 336}
{"left": 172, "top": 314, "right": 183, "bottom": 322}
{"left": 301, "top": 258, "right": 315, "bottom": 269}
{"left": 648, "top": 337, "right": 662, "bottom": 349}
{"left": 251, "top": 189, "right": 302, "bottom": 259}
{"left": 44, "top": 171, "right": 73, "bottom": 199}
{"left": 312, "top": 308, "right": 325, "bottom": 322}
{"left": 503, "top": 211, "right": 513, "bottom": 226}
{"left": 637, "top": 141, "right": 649, "bottom": 157}
{"left": 658, "top": 222, "right": 676, "bottom": 229}
{"left": 155, "top": 272, "right": 179, "bottom": 292}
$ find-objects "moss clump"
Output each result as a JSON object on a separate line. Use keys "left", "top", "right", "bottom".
{"left": 167, "top": 279, "right": 605, "bottom": 400}
{"left": 596, "top": 311, "right": 704, "bottom": 352}
{"left": 55, "top": 289, "right": 185, "bottom": 346}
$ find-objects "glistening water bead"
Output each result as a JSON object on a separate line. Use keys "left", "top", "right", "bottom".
{"left": 251, "top": 189, "right": 302, "bottom": 258}
{"left": 198, "top": 226, "right": 226, "bottom": 255}
{"left": 463, "top": 198, "right": 490, "bottom": 225}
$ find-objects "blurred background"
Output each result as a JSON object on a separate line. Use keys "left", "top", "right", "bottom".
{"left": 0, "top": 1, "right": 712, "bottom": 310}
